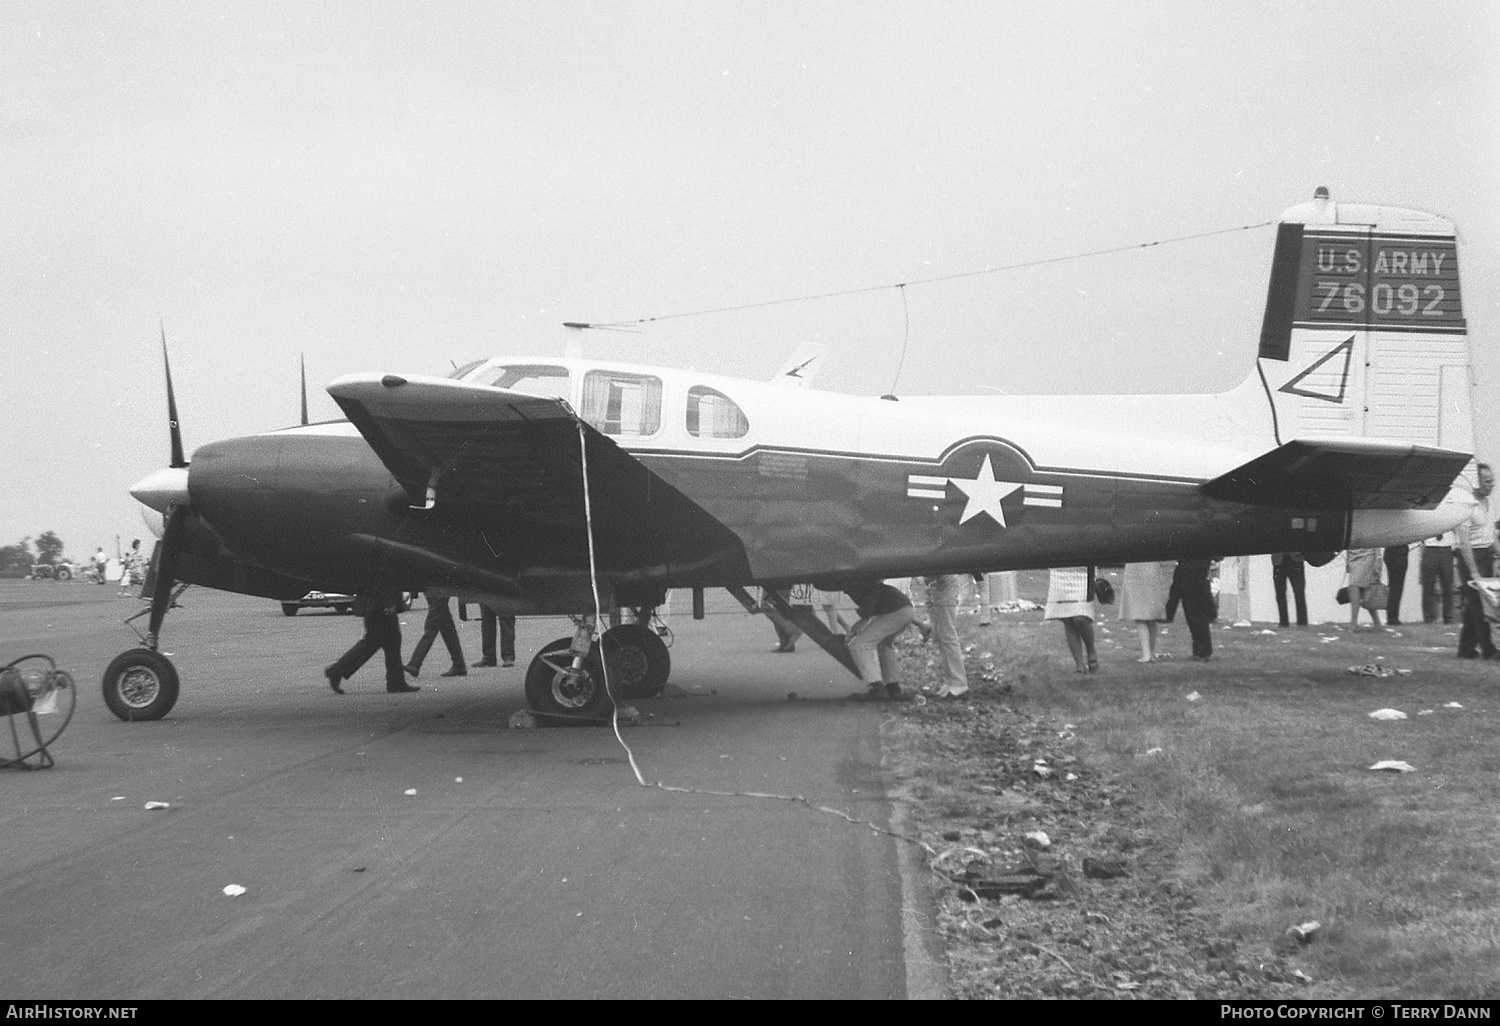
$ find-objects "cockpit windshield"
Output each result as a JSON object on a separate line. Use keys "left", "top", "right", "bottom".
{"left": 467, "top": 364, "right": 571, "bottom": 401}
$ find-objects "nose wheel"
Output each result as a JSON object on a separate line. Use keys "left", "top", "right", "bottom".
{"left": 101, "top": 648, "right": 180, "bottom": 721}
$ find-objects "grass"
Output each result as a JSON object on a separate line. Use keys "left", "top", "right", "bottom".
{"left": 895, "top": 582, "right": 1500, "bottom": 998}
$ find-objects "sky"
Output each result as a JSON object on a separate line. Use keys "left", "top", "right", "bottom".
{"left": 3, "top": 0, "right": 1497, "bottom": 558}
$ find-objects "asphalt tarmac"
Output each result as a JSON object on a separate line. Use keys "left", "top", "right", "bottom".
{"left": 0, "top": 582, "right": 945, "bottom": 999}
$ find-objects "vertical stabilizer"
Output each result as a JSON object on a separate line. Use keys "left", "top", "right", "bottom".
{"left": 1255, "top": 189, "right": 1472, "bottom": 455}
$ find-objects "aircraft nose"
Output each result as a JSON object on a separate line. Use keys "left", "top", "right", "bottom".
{"left": 129, "top": 466, "right": 190, "bottom": 513}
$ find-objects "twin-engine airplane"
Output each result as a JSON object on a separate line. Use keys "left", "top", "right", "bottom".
{"left": 114, "top": 189, "right": 1479, "bottom": 721}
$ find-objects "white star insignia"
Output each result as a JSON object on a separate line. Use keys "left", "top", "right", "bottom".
{"left": 950, "top": 455, "right": 1023, "bottom": 526}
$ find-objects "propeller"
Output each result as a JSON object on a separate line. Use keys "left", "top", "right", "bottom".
{"left": 162, "top": 321, "right": 187, "bottom": 469}
{"left": 300, "top": 352, "right": 309, "bottom": 426}
{"left": 139, "top": 323, "right": 192, "bottom": 647}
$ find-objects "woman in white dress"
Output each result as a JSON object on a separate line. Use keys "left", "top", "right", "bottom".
{"left": 1121, "top": 561, "right": 1175, "bottom": 662}
{"left": 1046, "top": 567, "right": 1098, "bottom": 673}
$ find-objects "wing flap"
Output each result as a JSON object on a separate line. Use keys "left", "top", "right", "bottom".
{"left": 327, "top": 374, "right": 749, "bottom": 578}
{"left": 1200, "top": 438, "right": 1471, "bottom": 510}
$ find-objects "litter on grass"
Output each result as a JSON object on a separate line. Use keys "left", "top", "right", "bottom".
{"left": 1418, "top": 710, "right": 1434, "bottom": 716}
{"left": 1369, "top": 760, "right": 1416, "bottom": 773}
{"left": 1368, "top": 708, "right": 1408, "bottom": 720}
{"left": 143, "top": 801, "right": 170, "bottom": 811}
{"left": 1444, "top": 702, "right": 1464, "bottom": 709}
{"left": 1350, "top": 663, "right": 1395, "bottom": 678}
{"left": 222, "top": 885, "right": 247, "bottom": 897}
{"left": 1288, "top": 921, "right": 1320, "bottom": 942}
{"left": 1185, "top": 691, "right": 1201, "bottom": 702}
{"left": 404, "top": 788, "right": 417, "bottom": 796}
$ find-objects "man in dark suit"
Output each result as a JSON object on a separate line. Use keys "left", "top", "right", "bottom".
{"left": 1384, "top": 543, "right": 1410, "bottom": 626}
{"left": 404, "top": 593, "right": 467, "bottom": 678}
{"left": 1173, "top": 558, "right": 1217, "bottom": 659}
{"left": 1272, "top": 552, "right": 1308, "bottom": 627}
{"left": 473, "top": 604, "right": 517, "bottom": 668}
{"left": 325, "top": 586, "right": 417, "bottom": 693}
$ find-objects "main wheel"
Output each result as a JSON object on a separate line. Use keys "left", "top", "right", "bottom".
{"left": 524, "top": 636, "right": 615, "bottom": 718}
{"left": 101, "top": 649, "right": 180, "bottom": 721}
{"left": 54, "top": 566, "right": 72, "bottom": 582}
{"left": 601, "top": 623, "right": 671, "bottom": 699}
{"left": 333, "top": 604, "right": 352, "bottom": 615}
{"left": 282, "top": 603, "right": 299, "bottom": 616}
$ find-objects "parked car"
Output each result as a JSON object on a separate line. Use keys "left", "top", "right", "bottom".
{"left": 279, "top": 591, "right": 414, "bottom": 616}
{"left": 280, "top": 591, "right": 356, "bottom": 616}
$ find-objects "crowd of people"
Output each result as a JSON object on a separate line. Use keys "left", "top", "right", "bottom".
{"left": 324, "top": 594, "right": 545, "bottom": 695}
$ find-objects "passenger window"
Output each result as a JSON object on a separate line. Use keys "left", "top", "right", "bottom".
{"left": 582, "top": 371, "right": 662, "bottom": 437}
{"left": 473, "top": 364, "right": 571, "bottom": 401}
{"left": 686, "top": 385, "right": 749, "bottom": 439}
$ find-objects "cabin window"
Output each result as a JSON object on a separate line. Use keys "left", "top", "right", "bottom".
{"left": 472, "top": 364, "right": 571, "bottom": 401}
{"left": 449, "top": 358, "right": 487, "bottom": 380}
{"left": 582, "top": 370, "right": 662, "bottom": 437}
{"left": 686, "top": 385, "right": 749, "bottom": 439}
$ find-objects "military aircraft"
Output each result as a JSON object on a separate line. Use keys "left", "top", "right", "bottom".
{"left": 113, "top": 189, "right": 1479, "bottom": 721}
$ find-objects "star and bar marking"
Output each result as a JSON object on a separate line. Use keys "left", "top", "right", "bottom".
{"left": 906, "top": 454, "right": 1064, "bottom": 527}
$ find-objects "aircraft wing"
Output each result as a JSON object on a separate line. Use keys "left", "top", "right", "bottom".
{"left": 326, "top": 374, "right": 748, "bottom": 578}
{"left": 1199, "top": 438, "right": 1471, "bottom": 510}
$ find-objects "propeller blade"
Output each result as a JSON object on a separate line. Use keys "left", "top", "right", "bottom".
{"left": 160, "top": 323, "right": 187, "bottom": 469}
{"left": 300, "top": 353, "right": 309, "bottom": 426}
{"left": 147, "top": 504, "right": 188, "bottom": 642}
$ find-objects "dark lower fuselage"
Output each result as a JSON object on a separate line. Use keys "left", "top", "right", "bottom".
{"left": 181, "top": 426, "right": 1347, "bottom": 615}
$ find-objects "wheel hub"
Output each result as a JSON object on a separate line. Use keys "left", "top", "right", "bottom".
{"left": 550, "top": 668, "right": 595, "bottom": 709}
{"left": 119, "top": 667, "right": 161, "bottom": 708}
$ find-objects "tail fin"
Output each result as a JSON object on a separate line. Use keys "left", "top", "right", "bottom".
{"left": 1255, "top": 188, "right": 1474, "bottom": 455}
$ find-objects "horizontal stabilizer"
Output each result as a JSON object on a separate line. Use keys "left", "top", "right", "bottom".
{"left": 1199, "top": 439, "right": 1471, "bottom": 510}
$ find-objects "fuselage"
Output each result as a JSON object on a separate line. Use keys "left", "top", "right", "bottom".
{"left": 139, "top": 354, "right": 1472, "bottom": 615}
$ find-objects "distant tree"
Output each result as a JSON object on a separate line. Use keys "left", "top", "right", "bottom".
{"left": 0, "top": 537, "right": 34, "bottom": 578}
{"left": 34, "top": 530, "right": 65, "bottom": 566}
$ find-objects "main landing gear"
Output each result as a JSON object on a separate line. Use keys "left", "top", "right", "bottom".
{"left": 522, "top": 615, "right": 672, "bottom": 718}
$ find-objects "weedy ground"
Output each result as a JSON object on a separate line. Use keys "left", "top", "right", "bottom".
{"left": 885, "top": 575, "right": 1500, "bottom": 999}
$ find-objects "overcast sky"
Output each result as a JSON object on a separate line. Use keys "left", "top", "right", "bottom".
{"left": 3, "top": 0, "right": 1497, "bottom": 558}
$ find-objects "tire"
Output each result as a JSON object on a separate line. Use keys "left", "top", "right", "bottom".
{"left": 101, "top": 649, "right": 180, "bottom": 721}
{"left": 334, "top": 604, "right": 352, "bottom": 615}
{"left": 282, "top": 603, "right": 299, "bottom": 616}
{"left": 601, "top": 623, "right": 671, "bottom": 699}
{"left": 54, "top": 566, "right": 72, "bottom": 582}
{"left": 524, "top": 636, "right": 615, "bottom": 718}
